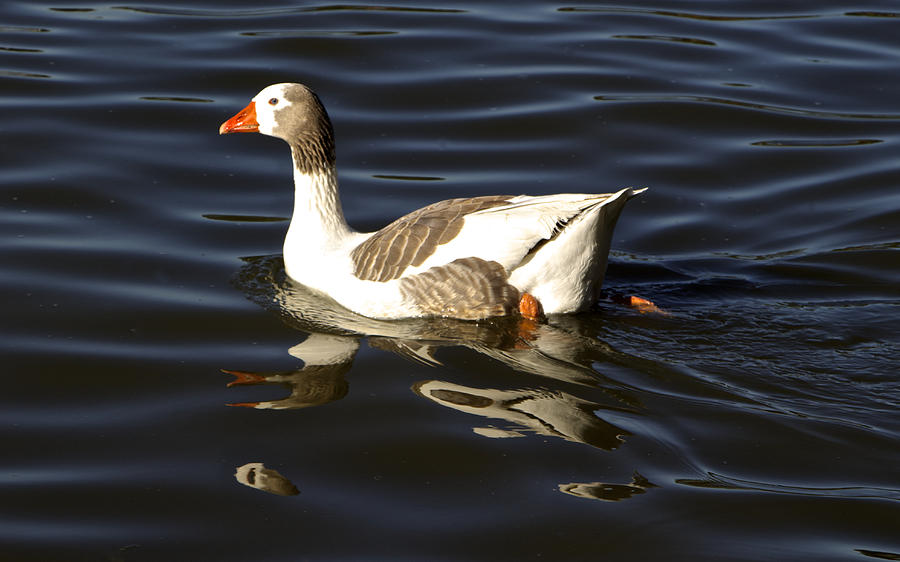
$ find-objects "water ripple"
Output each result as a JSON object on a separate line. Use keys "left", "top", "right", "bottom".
{"left": 558, "top": 6, "right": 822, "bottom": 21}
{"left": 594, "top": 93, "right": 900, "bottom": 120}
{"left": 612, "top": 34, "right": 717, "bottom": 47}
{"left": 750, "top": 138, "right": 883, "bottom": 147}
{"left": 112, "top": 4, "right": 466, "bottom": 18}
{"left": 677, "top": 472, "right": 900, "bottom": 501}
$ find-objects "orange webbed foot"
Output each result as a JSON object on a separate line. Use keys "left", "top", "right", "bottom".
{"left": 222, "top": 369, "right": 266, "bottom": 387}
{"left": 518, "top": 292, "right": 545, "bottom": 322}
{"left": 623, "top": 295, "right": 668, "bottom": 315}
{"left": 513, "top": 292, "right": 545, "bottom": 348}
{"left": 226, "top": 401, "right": 261, "bottom": 408}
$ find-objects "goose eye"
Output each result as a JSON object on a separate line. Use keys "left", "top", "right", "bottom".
{"left": 268, "top": 98, "right": 278, "bottom": 106}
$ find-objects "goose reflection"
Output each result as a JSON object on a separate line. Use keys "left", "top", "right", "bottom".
{"left": 224, "top": 333, "right": 354, "bottom": 410}
{"left": 559, "top": 471, "right": 658, "bottom": 502}
{"left": 228, "top": 257, "right": 645, "bottom": 451}
{"left": 412, "top": 380, "right": 628, "bottom": 450}
{"left": 235, "top": 462, "right": 300, "bottom": 496}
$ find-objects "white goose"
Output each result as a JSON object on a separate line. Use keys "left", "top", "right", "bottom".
{"left": 219, "top": 83, "right": 645, "bottom": 321}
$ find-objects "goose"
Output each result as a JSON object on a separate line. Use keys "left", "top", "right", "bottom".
{"left": 219, "top": 83, "right": 646, "bottom": 321}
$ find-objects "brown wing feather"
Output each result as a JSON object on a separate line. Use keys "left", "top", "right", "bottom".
{"left": 351, "top": 195, "right": 512, "bottom": 282}
{"left": 398, "top": 257, "right": 519, "bottom": 320}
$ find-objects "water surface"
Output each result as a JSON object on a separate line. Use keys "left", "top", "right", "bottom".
{"left": 1, "top": 1, "right": 898, "bottom": 560}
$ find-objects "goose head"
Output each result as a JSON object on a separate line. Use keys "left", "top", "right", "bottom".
{"left": 219, "top": 82, "right": 335, "bottom": 172}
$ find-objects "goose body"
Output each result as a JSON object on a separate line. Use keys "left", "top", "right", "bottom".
{"left": 220, "top": 83, "right": 645, "bottom": 320}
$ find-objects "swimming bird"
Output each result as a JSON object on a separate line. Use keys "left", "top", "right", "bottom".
{"left": 219, "top": 83, "right": 645, "bottom": 321}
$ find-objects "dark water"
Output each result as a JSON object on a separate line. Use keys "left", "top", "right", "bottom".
{"left": 2, "top": 1, "right": 898, "bottom": 560}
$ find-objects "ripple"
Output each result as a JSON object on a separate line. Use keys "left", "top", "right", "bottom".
{"left": 593, "top": 93, "right": 900, "bottom": 120}
{"left": 751, "top": 138, "right": 883, "bottom": 147}
{"left": 558, "top": 6, "right": 820, "bottom": 22}
{"left": 0, "top": 46, "right": 42, "bottom": 53}
{"left": 845, "top": 11, "right": 900, "bottom": 18}
{"left": 0, "top": 516, "right": 158, "bottom": 542}
{"left": 112, "top": 4, "right": 466, "bottom": 18}
{"left": 677, "top": 472, "right": 900, "bottom": 501}
{"left": 0, "top": 69, "right": 50, "bottom": 79}
{"left": 832, "top": 241, "right": 900, "bottom": 253}
{"left": 139, "top": 95, "right": 214, "bottom": 103}
{"left": 203, "top": 213, "right": 287, "bottom": 222}
{"left": 612, "top": 34, "right": 717, "bottom": 47}
{"left": 0, "top": 25, "right": 50, "bottom": 33}
{"left": 372, "top": 174, "right": 445, "bottom": 181}
{"left": 856, "top": 550, "right": 900, "bottom": 561}
{"left": 240, "top": 30, "right": 398, "bottom": 37}
{"left": 305, "top": 5, "right": 466, "bottom": 14}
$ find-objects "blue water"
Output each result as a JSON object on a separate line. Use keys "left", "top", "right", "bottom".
{"left": 1, "top": 2, "right": 898, "bottom": 560}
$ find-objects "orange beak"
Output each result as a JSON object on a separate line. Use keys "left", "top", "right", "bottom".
{"left": 219, "top": 101, "right": 258, "bottom": 134}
